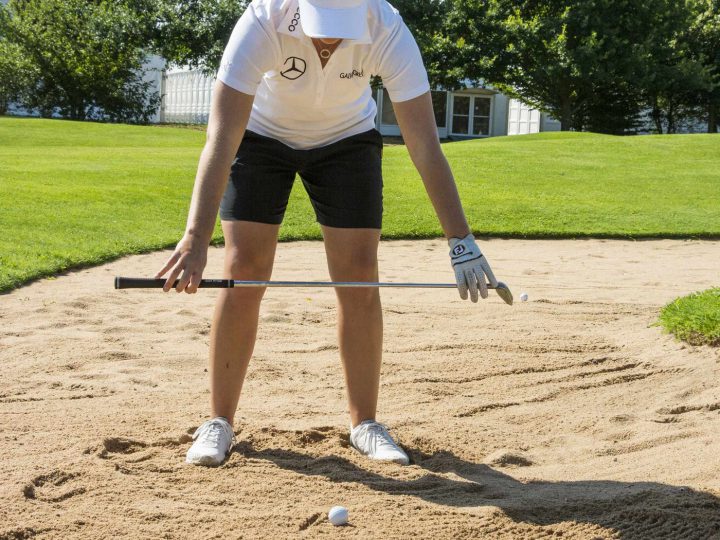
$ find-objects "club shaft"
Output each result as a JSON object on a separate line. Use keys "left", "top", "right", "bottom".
{"left": 239, "top": 280, "right": 461, "bottom": 288}
{"left": 114, "top": 277, "right": 503, "bottom": 290}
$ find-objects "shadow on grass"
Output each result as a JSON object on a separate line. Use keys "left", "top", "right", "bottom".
{"left": 234, "top": 442, "right": 720, "bottom": 539}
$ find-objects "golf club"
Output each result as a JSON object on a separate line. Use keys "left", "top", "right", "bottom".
{"left": 114, "top": 277, "right": 514, "bottom": 305}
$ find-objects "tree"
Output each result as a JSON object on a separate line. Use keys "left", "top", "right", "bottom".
{"left": 5, "top": 0, "right": 160, "bottom": 122}
{"left": 638, "top": 0, "right": 718, "bottom": 133}
{"left": 93, "top": 0, "right": 717, "bottom": 134}
{"left": 153, "top": 0, "right": 248, "bottom": 75}
{"left": 0, "top": 5, "right": 34, "bottom": 114}
{"left": 443, "top": 0, "right": 710, "bottom": 134}
{"left": 687, "top": 0, "right": 720, "bottom": 133}
{"left": 385, "top": 0, "right": 463, "bottom": 90}
{"left": 151, "top": 0, "right": 491, "bottom": 88}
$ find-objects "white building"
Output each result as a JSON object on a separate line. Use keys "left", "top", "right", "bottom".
{"left": 157, "top": 68, "right": 561, "bottom": 138}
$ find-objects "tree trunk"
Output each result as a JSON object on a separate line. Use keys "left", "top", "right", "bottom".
{"left": 71, "top": 102, "right": 86, "bottom": 121}
{"left": 559, "top": 97, "right": 572, "bottom": 131}
{"left": 667, "top": 103, "right": 676, "bottom": 134}
{"left": 708, "top": 102, "right": 718, "bottom": 133}
{"left": 650, "top": 95, "right": 663, "bottom": 134}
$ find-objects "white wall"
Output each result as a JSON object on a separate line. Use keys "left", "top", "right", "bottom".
{"left": 541, "top": 114, "right": 562, "bottom": 132}
{"left": 508, "top": 99, "right": 539, "bottom": 135}
{"left": 508, "top": 98, "right": 561, "bottom": 135}
{"left": 491, "top": 93, "right": 509, "bottom": 137}
{"left": 143, "top": 55, "right": 167, "bottom": 123}
{"left": 160, "top": 68, "right": 215, "bottom": 124}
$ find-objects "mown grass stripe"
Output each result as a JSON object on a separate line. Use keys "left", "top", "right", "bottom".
{"left": 1, "top": 117, "right": 719, "bottom": 292}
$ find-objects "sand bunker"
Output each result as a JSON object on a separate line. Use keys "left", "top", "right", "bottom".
{"left": 1, "top": 239, "right": 719, "bottom": 539}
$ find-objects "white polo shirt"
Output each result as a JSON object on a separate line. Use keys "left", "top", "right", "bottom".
{"left": 217, "top": 0, "right": 430, "bottom": 149}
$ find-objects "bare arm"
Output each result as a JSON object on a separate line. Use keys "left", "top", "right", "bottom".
{"left": 186, "top": 81, "right": 254, "bottom": 245}
{"left": 156, "top": 81, "right": 255, "bottom": 292}
{"left": 392, "top": 91, "right": 471, "bottom": 240}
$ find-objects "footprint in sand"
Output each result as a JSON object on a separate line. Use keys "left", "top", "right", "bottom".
{"left": 90, "top": 437, "right": 155, "bottom": 475}
{"left": 95, "top": 436, "right": 148, "bottom": 458}
{"left": 23, "top": 470, "right": 87, "bottom": 503}
{"left": 88, "top": 434, "right": 194, "bottom": 473}
{"left": 261, "top": 313, "right": 292, "bottom": 323}
{"left": 483, "top": 450, "right": 534, "bottom": 468}
{"left": 243, "top": 426, "right": 348, "bottom": 452}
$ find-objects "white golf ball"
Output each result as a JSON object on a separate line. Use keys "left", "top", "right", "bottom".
{"left": 328, "top": 506, "right": 348, "bottom": 526}
{"left": 520, "top": 292, "right": 529, "bottom": 302}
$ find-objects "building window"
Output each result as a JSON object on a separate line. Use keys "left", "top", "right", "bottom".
{"left": 451, "top": 95, "right": 491, "bottom": 136}
{"left": 452, "top": 96, "right": 470, "bottom": 134}
{"left": 381, "top": 89, "right": 397, "bottom": 125}
{"left": 431, "top": 91, "right": 447, "bottom": 128}
{"left": 473, "top": 98, "right": 490, "bottom": 135}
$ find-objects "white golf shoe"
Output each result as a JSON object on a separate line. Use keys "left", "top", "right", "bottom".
{"left": 185, "top": 417, "right": 236, "bottom": 467}
{"left": 350, "top": 420, "right": 409, "bottom": 465}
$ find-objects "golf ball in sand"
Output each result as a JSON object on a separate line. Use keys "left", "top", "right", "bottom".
{"left": 328, "top": 506, "right": 348, "bottom": 526}
{"left": 520, "top": 292, "right": 529, "bottom": 302}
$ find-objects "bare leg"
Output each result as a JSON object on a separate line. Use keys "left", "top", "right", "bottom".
{"left": 209, "top": 221, "right": 280, "bottom": 425}
{"left": 321, "top": 226, "right": 383, "bottom": 428}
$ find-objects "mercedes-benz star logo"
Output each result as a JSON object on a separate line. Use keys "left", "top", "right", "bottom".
{"left": 281, "top": 57, "right": 306, "bottom": 80}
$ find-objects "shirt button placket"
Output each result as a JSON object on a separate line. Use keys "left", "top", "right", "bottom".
{"left": 314, "top": 82, "right": 324, "bottom": 107}
{"left": 313, "top": 59, "right": 326, "bottom": 107}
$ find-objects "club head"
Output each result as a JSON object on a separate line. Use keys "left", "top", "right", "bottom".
{"left": 495, "top": 281, "right": 513, "bottom": 305}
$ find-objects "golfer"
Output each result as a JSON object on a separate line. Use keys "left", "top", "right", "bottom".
{"left": 156, "top": 0, "right": 499, "bottom": 467}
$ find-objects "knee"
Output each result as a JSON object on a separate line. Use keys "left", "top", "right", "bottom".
{"left": 219, "top": 253, "right": 274, "bottom": 306}
{"left": 225, "top": 252, "right": 273, "bottom": 281}
{"left": 330, "top": 254, "right": 379, "bottom": 306}
{"left": 332, "top": 254, "right": 378, "bottom": 282}
{"left": 335, "top": 283, "right": 380, "bottom": 308}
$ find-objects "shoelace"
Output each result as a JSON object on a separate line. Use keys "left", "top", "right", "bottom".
{"left": 193, "top": 420, "right": 235, "bottom": 449}
{"left": 363, "top": 423, "right": 399, "bottom": 452}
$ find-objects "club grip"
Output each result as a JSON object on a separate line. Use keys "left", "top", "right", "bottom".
{"left": 114, "top": 277, "right": 234, "bottom": 289}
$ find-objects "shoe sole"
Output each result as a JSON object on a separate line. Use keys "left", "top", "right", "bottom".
{"left": 353, "top": 448, "right": 409, "bottom": 465}
{"left": 185, "top": 455, "right": 226, "bottom": 467}
{"left": 350, "top": 441, "right": 409, "bottom": 465}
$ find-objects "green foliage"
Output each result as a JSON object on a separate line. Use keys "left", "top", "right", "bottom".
{"left": 152, "top": 0, "right": 462, "bottom": 81}
{"left": 1, "top": 117, "right": 719, "bottom": 292}
{"left": 659, "top": 288, "right": 720, "bottom": 346}
{"left": 126, "top": 0, "right": 717, "bottom": 135}
{"left": 154, "top": 0, "right": 248, "bottom": 75}
{"left": 440, "top": 0, "right": 716, "bottom": 134}
{"left": 386, "top": 0, "right": 468, "bottom": 90}
{"left": 0, "top": 5, "right": 34, "bottom": 114}
{"left": 642, "top": 0, "right": 719, "bottom": 133}
{"left": 4, "top": 0, "right": 160, "bottom": 122}
{"left": 686, "top": 0, "right": 720, "bottom": 132}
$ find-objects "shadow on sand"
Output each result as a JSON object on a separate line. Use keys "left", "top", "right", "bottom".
{"left": 233, "top": 441, "right": 720, "bottom": 539}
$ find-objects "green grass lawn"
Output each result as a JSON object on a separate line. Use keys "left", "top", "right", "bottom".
{"left": 659, "top": 288, "right": 720, "bottom": 347}
{"left": 1, "top": 116, "right": 719, "bottom": 292}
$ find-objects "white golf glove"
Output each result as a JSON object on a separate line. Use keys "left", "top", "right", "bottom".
{"left": 449, "top": 233, "right": 498, "bottom": 302}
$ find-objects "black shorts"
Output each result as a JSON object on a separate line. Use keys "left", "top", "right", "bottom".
{"left": 220, "top": 129, "right": 384, "bottom": 229}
